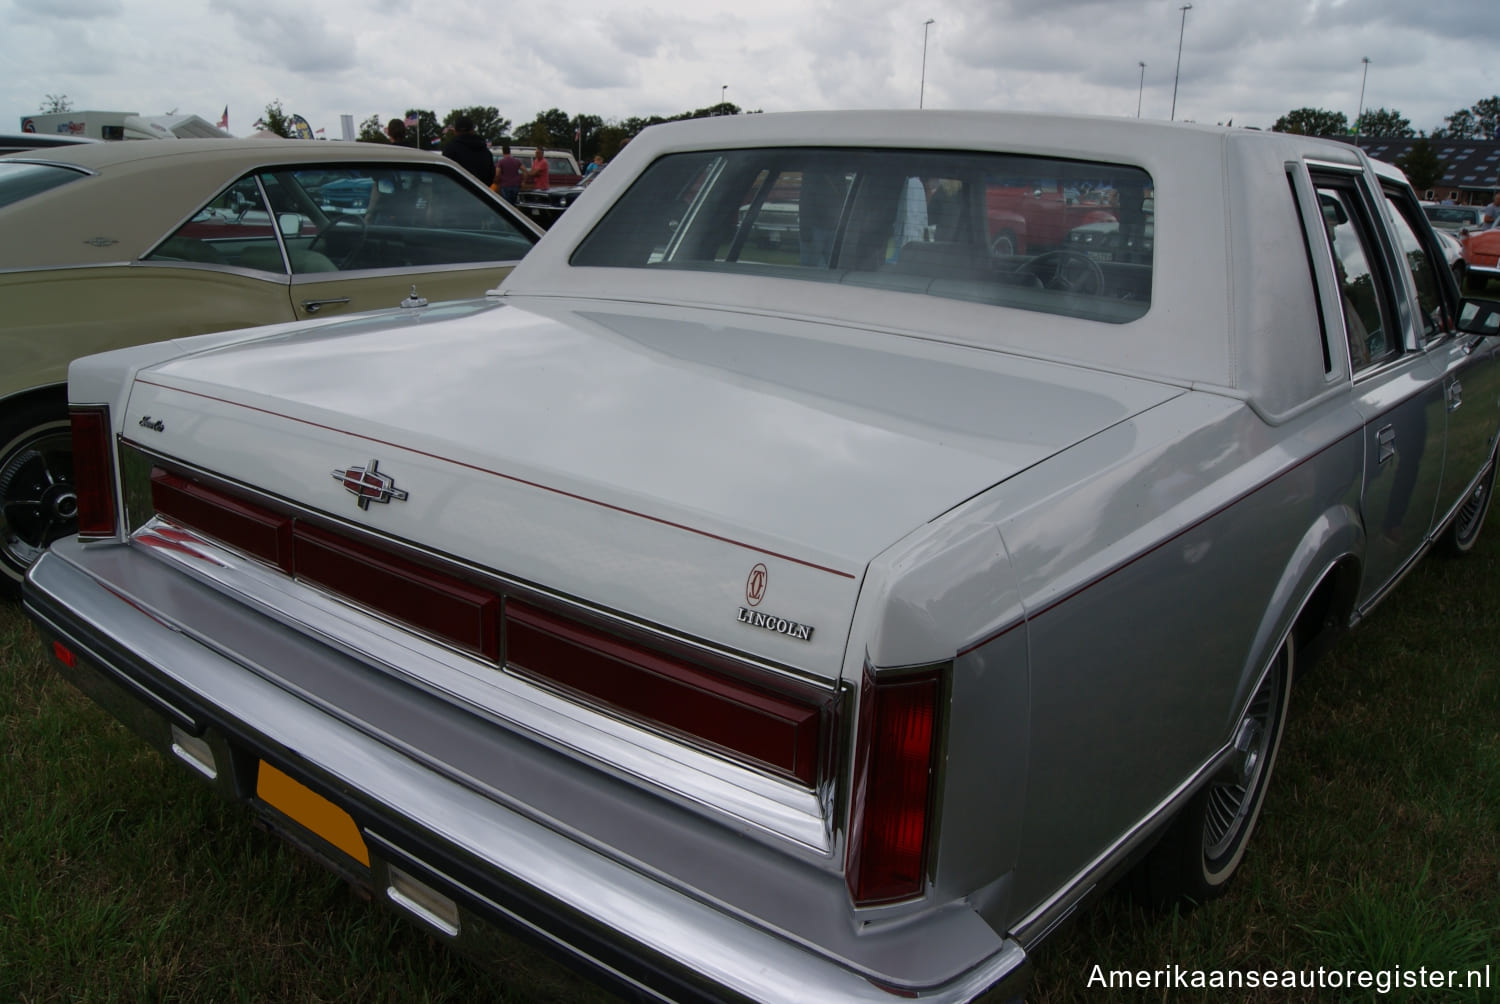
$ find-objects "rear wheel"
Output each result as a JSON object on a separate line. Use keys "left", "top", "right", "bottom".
{"left": 1134, "top": 639, "right": 1292, "bottom": 906}
{"left": 0, "top": 397, "right": 75, "bottom": 598}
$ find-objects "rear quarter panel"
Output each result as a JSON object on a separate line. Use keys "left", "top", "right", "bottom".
{"left": 876, "top": 389, "right": 1366, "bottom": 930}
{"left": 0, "top": 265, "right": 294, "bottom": 400}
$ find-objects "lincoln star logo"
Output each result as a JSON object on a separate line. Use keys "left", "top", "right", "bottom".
{"left": 331, "top": 459, "right": 409, "bottom": 510}
{"left": 746, "top": 563, "right": 768, "bottom": 607}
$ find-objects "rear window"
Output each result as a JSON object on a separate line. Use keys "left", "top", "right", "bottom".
{"left": 0, "top": 161, "right": 87, "bottom": 209}
{"left": 571, "top": 147, "right": 1154, "bottom": 323}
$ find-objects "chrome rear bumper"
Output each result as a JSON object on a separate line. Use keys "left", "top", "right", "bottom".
{"left": 23, "top": 539, "right": 1029, "bottom": 1004}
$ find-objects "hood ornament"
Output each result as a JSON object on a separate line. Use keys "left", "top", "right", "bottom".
{"left": 331, "top": 459, "right": 409, "bottom": 510}
{"left": 400, "top": 284, "right": 428, "bottom": 309}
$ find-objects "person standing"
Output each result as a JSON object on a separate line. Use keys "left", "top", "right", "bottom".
{"left": 493, "top": 142, "right": 524, "bottom": 204}
{"left": 583, "top": 154, "right": 605, "bottom": 178}
{"left": 442, "top": 116, "right": 495, "bottom": 185}
{"left": 386, "top": 118, "right": 408, "bottom": 145}
{"left": 524, "top": 146, "right": 551, "bottom": 191}
{"left": 1484, "top": 191, "right": 1500, "bottom": 229}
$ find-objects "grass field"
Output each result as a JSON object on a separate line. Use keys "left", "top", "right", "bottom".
{"left": 1, "top": 529, "right": 1496, "bottom": 1003}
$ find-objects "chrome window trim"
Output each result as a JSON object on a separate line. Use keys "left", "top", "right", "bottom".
{"left": 118, "top": 442, "right": 843, "bottom": 858}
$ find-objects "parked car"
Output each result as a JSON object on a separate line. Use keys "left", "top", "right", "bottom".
{"left": 0, "top": 138, "right": 542, "bottom": 593}
{"left": 1422, "top": 202, "right": 1487, "bottom": 232}
{"left": 0, "top": 132, "right": 99, "bottom": 155}
{"left": 510, "top": 146, "right": 582, "bottom": 189}
{"left": 23, "top": 111, "right": 1500, "bottom": 1003}
{"left": 514, "top": 169, "right": 604, "bottom": 229}
{"left": 1460, "top": 225, "right": 1500, "bottom": 291}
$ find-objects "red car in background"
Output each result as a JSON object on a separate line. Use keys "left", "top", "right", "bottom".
{"left": 1460, "top": 223, "right": 1500, "bottom": 291}
{"left": 985, "top": 177, "right": 1117, "bottom": 255}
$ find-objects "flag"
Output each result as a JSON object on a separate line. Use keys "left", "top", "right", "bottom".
{"left": 218, "top": 106, "right": 228, "bottom": 130}
{"left": 404, "top": 113, "right": 419, "bottom": 128}
{"left": 315, "top": 127, "right": 325, "bottom": 136}
{"left": 574, "top": 125, "right": 581, "bottom": 142}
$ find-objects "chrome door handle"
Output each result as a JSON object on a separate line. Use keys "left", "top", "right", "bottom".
{"left": 1376, "top": 424, "right": 1396, "bottom": 464}
{"left": 1448, "top": 379, "right": 1463, "bottom": 412}
{"left": 301, "top": 297, "right": 351, "bottom": 314}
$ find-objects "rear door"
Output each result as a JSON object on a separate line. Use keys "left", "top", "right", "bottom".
{"left": 1308, "top": 168, "right": 1446, "bottom": 606}
{"left": 1382, "top": 185, "right": 1500, "bottom": 523}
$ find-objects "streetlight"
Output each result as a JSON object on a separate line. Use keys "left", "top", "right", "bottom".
{"left": 1136, "top": 61, "right": 1146, "bottom": 118}
{"left": 920, "top": 18, "right": 935, "bottom": 109}
{"left": 1170, "top": 3, "right": 1192, "bottom": 122}
{"left": 1354, "top": 57, "right": 1370, "bottom": 145}
{"left": 721, "top": 84, "right": 728, "bottom": 110}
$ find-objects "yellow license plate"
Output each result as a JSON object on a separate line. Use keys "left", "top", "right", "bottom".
{"left": 256, "top": 761, "right": 370, "bottom": 867}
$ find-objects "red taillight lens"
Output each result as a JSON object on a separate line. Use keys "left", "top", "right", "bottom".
{"left": 70, "top": 406, "right": 117, "bottom": 539}
{"left": 506, "top": 600, "right": 828, "bottom": 787}
{"left": 846, "top": 665, "right": 941, "bottom": 905}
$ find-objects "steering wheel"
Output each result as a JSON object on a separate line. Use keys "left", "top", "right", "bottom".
{"left": 1016, "top": 250, "right": 1105, "bottom": 295}
{"left": 307, "top": 213, "right": 367, "bottom": 269}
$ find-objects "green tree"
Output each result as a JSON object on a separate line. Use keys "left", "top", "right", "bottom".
{"left": 1356, "top": 107, "right": 1413, "bottom": 138}
{"left": 442, "top": 106, "right": 511, "bottom": 145}
{"left": 255, "top": 100, "right": 293, "bottom": 138}
{"left": 513, "top": 108, "right": 573, "bottom": 149}
{"left": 356, "top": 114, "right": 389, "bottom": 143}
{"left": 1396, "top": 138, "right": 1443, "bottom": 192}
{"left": 1472, "top": 96, "right": 1500, "bottom": 140}
{"left": 404, "top": 109, "right": 440, "bottom": 148}
{"left": 40, "top": 93, "right": 72, "bottom": 113}
{"left": 1271, "top": 107, "right": 1348, "bottom": 137}
{"left": 1433, "top": 107, "right": 1479, "bottom": 139}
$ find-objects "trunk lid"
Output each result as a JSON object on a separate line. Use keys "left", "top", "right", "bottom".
{"left": 124, "top": 296, "right": 1182, "bottom": 678}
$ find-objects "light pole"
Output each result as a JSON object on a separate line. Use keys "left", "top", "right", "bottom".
{"left": 1136, "top": 61, "right": 1146, "bottom": 118}
{"left": 721, "top": 84, "right": 728, "bottom": 111}
{"left": 920, "top": 18, "right": 935, "bottom": 109}
{"left": 1354, "top": 57, "right": 1370, "bottom": 145}
{"left": 1170, "top": 3, "right": 1191, "bottom": 122}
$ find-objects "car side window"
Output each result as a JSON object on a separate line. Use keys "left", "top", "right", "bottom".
{"left": 1383, "top": 189, "right": 1453, "bottom": 343}
{"left": 146, "top": 175, "right": 284, "bottom": 271}
{"left": 257, "top": 166, "right": 536, "bottom": 275}
{"left": 149, "top": 166, "right": 537, "bottom": 277}
{"left": 1314, "top": 182, "right": 1397, "bottom": 373}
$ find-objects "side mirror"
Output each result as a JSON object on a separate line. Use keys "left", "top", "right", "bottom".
{"left": 1457, "top": 297, "right": 1500, "bottom": 336}
{"left": 278, "top": 213, "right": 302, "bottom": 237}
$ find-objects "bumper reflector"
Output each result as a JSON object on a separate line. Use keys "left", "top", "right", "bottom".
{"left": 169, "top": 724, "right": 217, "bottom": 781}
{"left": 387, "top": 865, "right": 461, "bottom": 937}
{"left": 256, "top": 762, "right": 370, "bottom": 867}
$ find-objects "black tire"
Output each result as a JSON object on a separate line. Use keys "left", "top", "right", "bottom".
{"left": 0, "top": 396, "right": 76, "bottom": 598}
{"left": 1133, "top": 639, "right": 1293, "bottom": 907}
{"left": 990, "top": 229, "right": 1019, "bottom": 257}
{"left": 1440, "top": 449, "right": 1496, "bottom": 556}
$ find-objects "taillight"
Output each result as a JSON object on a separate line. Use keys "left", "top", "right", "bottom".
{"left": 846, "top": 664, "right": 942, "bottom": 905}
{"left": 70, "top": 405, "right": 117, "bottom": 539}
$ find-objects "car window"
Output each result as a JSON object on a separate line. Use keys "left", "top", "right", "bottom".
{"left": 0, "top": 161, "right": 88, "bottom": 209}
{"left": 572, "top": 147, "right": 1154, "bottom": 324}
{"left": 148, "top": 175, "right": 285, "bottom": 270}
{"left": 1315, "top": 183, "right": 1397, "bottom": 373}
{"left": 149, "top": 164, "right": 538, "bottom": 275}
{"left": 1385, "top": 190, "right": 1452, "bottom": 343}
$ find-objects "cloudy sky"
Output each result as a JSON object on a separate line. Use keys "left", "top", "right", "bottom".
{"left": 6, "top": 0, "right": 1498, "bottom": 140}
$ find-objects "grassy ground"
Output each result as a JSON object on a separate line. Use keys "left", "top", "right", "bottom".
{"left": 1, "top": 529, "right": 1496, "bottom": 1002}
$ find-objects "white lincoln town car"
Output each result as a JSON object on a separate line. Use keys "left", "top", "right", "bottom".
{"left": 23, "top": 111, "right": 1500, "bottom": 1002}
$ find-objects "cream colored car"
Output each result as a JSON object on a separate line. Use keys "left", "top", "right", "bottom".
{"left": 0, "top": 138, "right": 541, "bottom": 592}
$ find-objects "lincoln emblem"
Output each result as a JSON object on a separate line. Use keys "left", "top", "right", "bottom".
{"left": 746, "top": 563, "right": 768, "bottom": 607}
{"left": 331, "top": 460, "right": 409, "bottom": 511}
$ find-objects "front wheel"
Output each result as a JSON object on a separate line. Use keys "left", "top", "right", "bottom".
{"left": 0, "top": 398, "right": 76, "bottom": 598}
{"left": 1441, "top": 450, "right": 1496, "bottom": 556}
{"left": 1134, "top": 639, "right": 1293, "bottom": 906}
